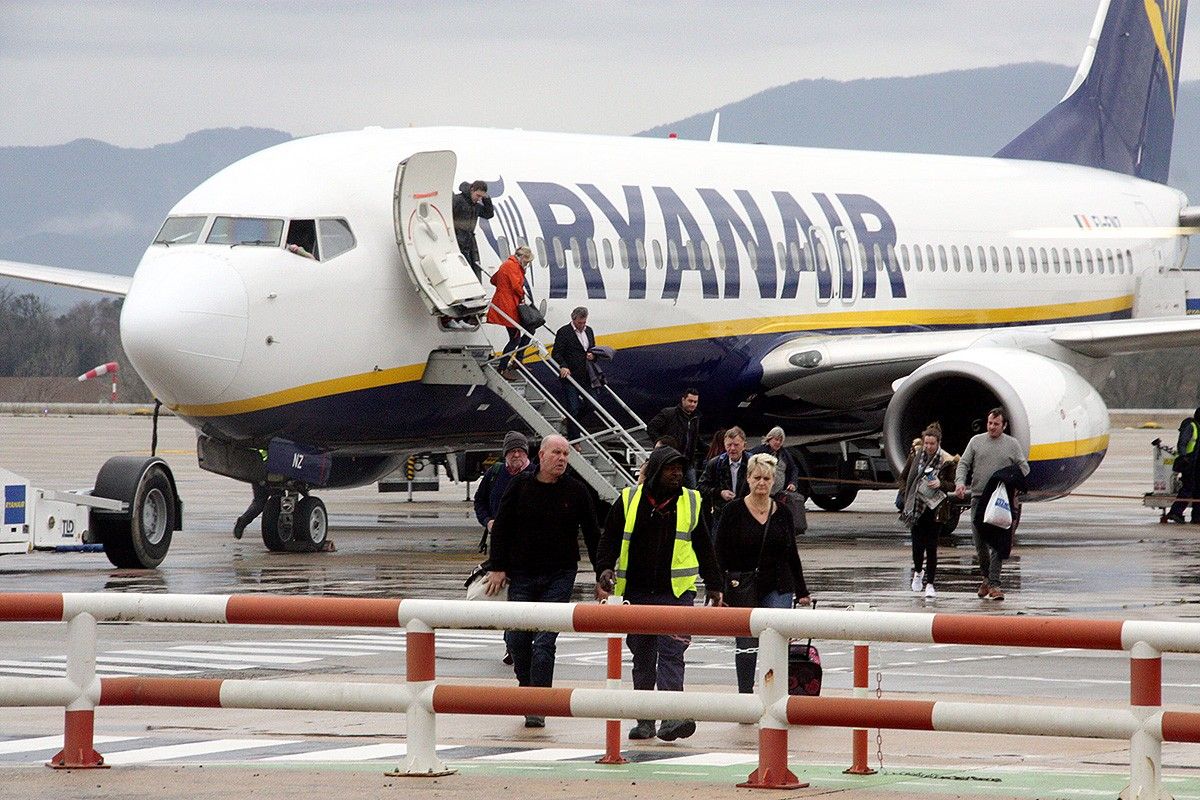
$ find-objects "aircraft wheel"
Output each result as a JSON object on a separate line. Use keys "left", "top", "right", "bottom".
{"left": 261, "top": 494, "right": 286, "bottom": 551}
{"left": 292, "top": 496, "right": 328, "bottom": 552}
{"left": 809, "top": 487, "right": 858, "bottom": 512}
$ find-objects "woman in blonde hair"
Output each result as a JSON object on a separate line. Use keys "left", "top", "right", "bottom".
{"left": 715, "top": 452, "right": 810, "bottom": 694}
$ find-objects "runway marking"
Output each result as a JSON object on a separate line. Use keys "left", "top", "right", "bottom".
{"left": 477, "top": 748, "right": 605, "bottom": 762}
{"left": 102, "top": 738, "right": 298, "bottom": 764}
{"left": 262, "top": 743, "right": 454, "bottom": 762}
{"left": 150, "top": 646, "right": 320, "bottom": 664}
{"left": 650, "top": 752, "right": 757, "bottom": 766}
{"left": 0, "top": 735, "right": 137, "bottom": 755}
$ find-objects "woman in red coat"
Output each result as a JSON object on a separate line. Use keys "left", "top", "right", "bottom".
{"left": 487, "top": 245, "right": 532, "bottom": 376}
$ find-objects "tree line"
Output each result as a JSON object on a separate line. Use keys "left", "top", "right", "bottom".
{"left": 0, "top": 291, "right": 1195, "bottom": 408}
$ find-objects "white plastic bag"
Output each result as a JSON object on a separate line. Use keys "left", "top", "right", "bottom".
{"left": 981, "top": 483, "right": 1013, "bottom": 529}
{"left": 465, "top": 565, "right": 507, "bottom": 601}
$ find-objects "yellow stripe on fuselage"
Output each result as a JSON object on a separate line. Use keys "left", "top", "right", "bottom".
{"left": 1028, "top": 434, "right": 1109, "bottom": 462}
{"left": 172, "top": 295, "right": 1132, "bottom": 418}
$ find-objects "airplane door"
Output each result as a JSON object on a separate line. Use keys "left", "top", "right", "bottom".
{"left": 393, "top": 151, "right": 489, "bottom": 318}
{"left": 834, "top": 226, "right": 858, "bottom": 304}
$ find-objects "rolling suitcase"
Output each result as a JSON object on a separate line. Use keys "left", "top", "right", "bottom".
{"left": 787, "top": 599, "right": 822, "bottom": 696}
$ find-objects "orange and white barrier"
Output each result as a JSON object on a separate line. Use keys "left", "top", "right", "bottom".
{"left": 4, "top": 591, "right": 1200, "bottom": 797}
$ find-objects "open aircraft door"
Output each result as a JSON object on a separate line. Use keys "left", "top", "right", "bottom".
{"left": 393, "top": 151, "right": 489, "bottom": 318}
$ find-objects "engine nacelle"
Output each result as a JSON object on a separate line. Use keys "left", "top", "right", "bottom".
{"left": 884, "top": 347, "right": 1109, "bottom": 500}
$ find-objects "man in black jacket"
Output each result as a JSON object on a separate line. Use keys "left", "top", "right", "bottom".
{"left": 646, "top": 388, "right": 701, "bottom": 486}
{"left": 485, "top": 434, "right": 600, "bottom": 728}
{"left": 452, "top": 180, "right": 495, "bottom": 280}
{"left": 552, "top": 306, "right": 597, "bottom": 440}
{"left": 594, "top": 446, "right": 722, "bottom": 743}
{"left": 699, "top": 426, "right": 750, "bottom": 523}
{"left": 1167, "top": 407, "right": 1200, "bottom": 523}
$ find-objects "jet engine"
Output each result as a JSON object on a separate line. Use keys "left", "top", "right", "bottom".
{"left": 883, "top": 347, "right": 1109, "bottom": 499}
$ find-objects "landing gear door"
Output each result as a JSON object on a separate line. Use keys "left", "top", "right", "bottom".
{"left": 393, "top": 151, "right": 489, "bottom": 318}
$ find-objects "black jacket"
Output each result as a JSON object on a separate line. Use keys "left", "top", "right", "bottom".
{"left": 552, "top": 323, "right": 595, "bottom": 384}
{"left": 451, "top": 188, "right": 495, "bottom": 265}
{"left": 699, "top": 452, "right": 750, "bottom": 518}
{"left": 595, "top": 447, "right": 722, "bottom": 596}
{"left": 714, "top": 499, "right": 808, "bottom": 604}
{"left": 489, "top": 471, "right": 600, "bottom": 575}
{"left": 646, "top": 405, "right": 702, "bottom": 466}
{"left": 972, "top": 464, "right": 1027, "bottom": 559}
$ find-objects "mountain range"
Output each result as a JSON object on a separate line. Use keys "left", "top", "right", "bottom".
{"left": 3, "top": 62, "right": 1199, "bottom": 308}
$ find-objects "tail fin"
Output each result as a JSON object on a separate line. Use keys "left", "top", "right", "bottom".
{"left": 996, "top": 0, "right": 1186, "bottom": 183}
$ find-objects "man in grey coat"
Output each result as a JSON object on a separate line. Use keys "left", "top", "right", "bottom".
{"left": 954, "top": 407, "right": 1029, "bottom": 601}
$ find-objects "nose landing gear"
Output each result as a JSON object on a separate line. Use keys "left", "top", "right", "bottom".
{"left": 262, "top": 489, "right": 329, "bottom": 552}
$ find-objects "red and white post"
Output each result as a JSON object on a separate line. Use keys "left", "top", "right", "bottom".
{"left": 390, "top": 619, "right": 454, "bottom": 777}
{"left": 1123, "top": 640, "right": 1165, "bottom": 800}
{"left": 739, "top": 625, "right": 807, "bottom": 789}
{"left": 596, "top": 634, "right": 629, "bottom": 764}
{"left": 48, "top": 612, "right": 106, "bottom": 769}
{"left": 844, "top": 602, "right": 876, "bottom": 775}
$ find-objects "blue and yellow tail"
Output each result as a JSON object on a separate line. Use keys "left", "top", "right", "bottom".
{"left": 996, "top": 0, "right": 1186, "bottom": 183}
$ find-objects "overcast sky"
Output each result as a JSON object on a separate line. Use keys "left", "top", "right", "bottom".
{"left": 3, "top": 1, "right": 1198, "bottom": 148}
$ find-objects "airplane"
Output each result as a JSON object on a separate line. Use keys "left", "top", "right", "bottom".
{"left": 1, "top": 0, "right": 1197, "bottom": 567}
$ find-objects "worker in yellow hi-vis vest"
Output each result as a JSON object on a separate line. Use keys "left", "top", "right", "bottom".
{"left": 594, "top": 446, "right": 723, "bottom": 744}
{"left": 1168, "top": 407, "right": 1200, "bottom": 523}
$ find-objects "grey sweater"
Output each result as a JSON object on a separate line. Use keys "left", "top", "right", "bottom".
{"left": 955, "top": 432, "right": 1030, "bottom": 495}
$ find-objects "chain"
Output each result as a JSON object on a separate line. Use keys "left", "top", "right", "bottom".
{"left": 875, "top": 669, "right": 884, "bottom": 771}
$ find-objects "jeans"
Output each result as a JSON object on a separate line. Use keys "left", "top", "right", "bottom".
{"left": 625, "top": 590, "right": 695, "bottom": 693}
{"left": 971, "top": 500, "right": 1003, "bottom": 588}
{"left": 504, "top": 567, "right": 577, "bottom": 688}
{"left": 734, "top": 590, "right": 793, "bottom": 694}
{"left": 911, "top": 509, "right": 940, "bottom": 585}
{"left": 502, "top": 327, "right": 529, "bottom": 368}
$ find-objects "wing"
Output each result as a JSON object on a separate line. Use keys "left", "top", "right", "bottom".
{"left": 758, "top": 316, "right": 1200, "bottom": 409}
{"left": 0, "top": 259, "right": 132, "bottom": 296}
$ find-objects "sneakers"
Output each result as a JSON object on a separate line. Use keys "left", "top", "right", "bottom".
{"left": 628, "top": 720, "right": 656, "bottom": 740}
{"left": 986, "top": 587, "right": 1005, "bottom": 601}
{"left": 524, "top": 715, "right": 545, "bottom": 728}
{"left": 656, "top": 719, "right": 697, "bottom": 741}
{"left": 977, "top": 581, "right": 990, "bottom": 598}
{"left": 924, "top": 583, "right": 937, "bottom": 599}
{"left": 1167, "top": 511, "right": 1187, "bottom": 523}
{"left": 911, "top": 570, "right": 924, "bottom": 592}
{"left": 232, "top": 520, "right": 247, "bottom": 540}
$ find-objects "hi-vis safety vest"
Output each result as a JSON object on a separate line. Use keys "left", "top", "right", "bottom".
{"left": 614, "top": 485, "right": 702, "bottom": 598}
{"left": 1187, "top": 421, "right": 1198, "bottom": 456}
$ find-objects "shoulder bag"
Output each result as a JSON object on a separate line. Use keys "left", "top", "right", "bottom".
{"left": 722, "top": 502, "right": 772, "bottom": 608}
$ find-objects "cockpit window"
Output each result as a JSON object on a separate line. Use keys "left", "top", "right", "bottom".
{"left": 206, "top": 216, "right": 284, "bottom": 247}
{"left": 318, "top": 218, "right": 356, "bottom": 260}
{"left": 154, "top": 215, "right": 206, "bottom": 245}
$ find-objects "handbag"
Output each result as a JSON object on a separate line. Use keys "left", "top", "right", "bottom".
{"left": 464, "top": 562, "right": 507, "bottom": 601}
{"left": 517, "top": 302, "right": 544, "bottom": 331}
{"left": 722, "top": 502, "right": 772, "bottom": 608}
{"left": 981, "top": 482, "right": 1013, "bottom": 529}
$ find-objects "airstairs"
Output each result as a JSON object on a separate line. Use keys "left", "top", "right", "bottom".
{"left": 421, "top": 317, "right": 650, "bottom": 503}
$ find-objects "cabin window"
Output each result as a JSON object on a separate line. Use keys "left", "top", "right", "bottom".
{"left": 1083, "top": 249, "right": 1094, "bottom": 274}
{"left": 207, "top": 216, "right": 284, "bottom": 247}
{"left": 801, "top": 242, "right": 813, "bottom": 272}
{"left": 1050, "top": 248, "right": 1060, "bottom": 273}
{"left": 1015, "top": 247, "right": 1026, "bottom": 273}
{"left": 585, "top": 238, "right": 599, "bottom": 271}
{"left": 617, "top": 239, "right": 630, "bottom": 270}
{"left": 1035, "top": 248, "right": 1046, "bottom": 274}
{"left": 700, "top": 241, "right": 715, "bottom": 272}
{"left": 154, "top": 215, "right": 206, "bottom": 245}
{"left": 1126, "top": 249, "right": 1134, "bottom": 271}
{"left": 873, "top": 244, "right": 885, "bottom": 275}
{"left": 950, "top": 245, "right": 960, "bottom": 272}
{"left": 1106, "top": 250, "right": 1115, "bottom": 274}
{"left": 886, "top": 243, "right": 899, "bottom": 273}
{"left": 925, "top": 244, "right": 937, "bottom": 272}
{"left": 636, "top": 239, "right": 648, "bottom": 271}
{"left": 553, "top": 237, "right": 568, "bottom": 268}
{"left": 685, "top": 240, "right": 698, "bottom": 271}
{"left": 963, "top": 246, "right": 973, "bottom": 272}
{"left": 652, "top": 240, "right": 664, "bottom": 270}
{"left": 1095, "top": 249, "right": 1106, "bottom": 274}
{"left": 1070, "top": 248, "right": 1081, "bottom": 273}
{"left": 602, "top": 239, "right": 615, "bottom": 269}
{"left": 899, "top": 244, "right": 910, "bottom": 271}
{"left": 988, "top": 246, "right": 999, "bottom": 273}
{"left": 744, "top": 241, "right": 757, "bottom": 274}
{"left": 912, "top": 244, "right": 923, "bottom": 272}
{"left": 535, "top": 237, "right": 548, "bottom": 265}
{"left": 1001, "top": 247, "right": 1012, "bottom": 273}
{"left": 789, "top": 242, "right": 803, "bottom": 272}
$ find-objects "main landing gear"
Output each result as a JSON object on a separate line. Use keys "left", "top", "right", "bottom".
{"left": 261, "top": 489, "right": 330, "bottom": 552}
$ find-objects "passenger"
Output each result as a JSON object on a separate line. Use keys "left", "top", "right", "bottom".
{"left": 1166, "top": 407, "right": 1200, "bottom": 523}
{"left": 594, "top": 446, "right": 722, "bottom": 742}
{"left": 232, "top": 481, "right": 268, "bottom": 540}
{"left": 552, "top": 306, "right": 597, "bottom": 440}
{"left": 955, "top": 408, "right": 1030, "bottom": 601}
{"left": 452, "top": 179, "right": 495, "bottom": 281}
{"left": 486, "top": 245, "right": 533, "bottom": 379}
{"left": 715, "top": 452, "right": 810, "bottom": 694}
{"left": 485, "top": 434, "right": 600, "bottom": 728}
{"left": 699, "top": 426, "right": 750, "bottom": 524}
{"left": 749, "top": 426, "right": 806, "bottom": 535}
{"left": 647, "top": 389, "right": 702, "bottom": 487}
{"left": 636, "top": 436, "right": 681, "bottom": 485}
{"left": 898, "top": 423, "right": 954, "bottom": 598}
{"left": 473, "top": 431, "right": 534, "bottom": 553}
{"left": 704, "top": 428, "right": 728, "bottom": 462}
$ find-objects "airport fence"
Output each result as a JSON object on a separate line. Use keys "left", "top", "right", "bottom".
{"left": 2, "top": 592, "right": 1200, "bottom": 795}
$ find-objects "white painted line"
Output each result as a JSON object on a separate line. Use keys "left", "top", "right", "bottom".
{"left": 263, "top": 743, "right": 455, "bottom": 762}
{"left": 652, "top": 770, "right": 705, "bottom": 776}
{"left": 89, "top": 653, "right": 256, "bottom": 670}
{"left": 651, "top": 752, "right": 757, "bottom": 766}
{"left": 102, "top": 739, "right": 297, "bottom": 764}
{"left": 0, "top": 735, "right": 137, "bottom": 755}
{"left": 477, "top": 748, "right": 605, "bottom": 762}
{"left": 0, "top": 666, "right": 69, "bottom": 677}
{"left": 154, "top": 648, "right": 318, "bottom": 664}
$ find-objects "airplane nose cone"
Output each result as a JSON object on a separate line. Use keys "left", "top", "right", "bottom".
{"left": 121, "top": 249, "right": 248, "bottom": 407}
